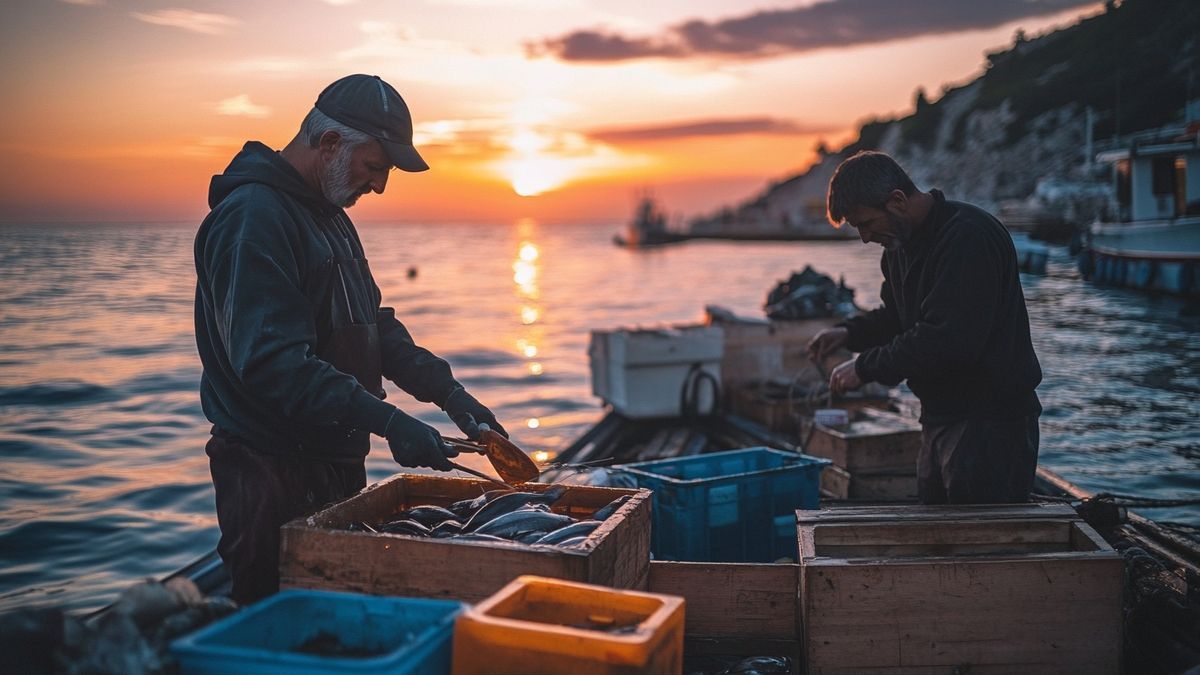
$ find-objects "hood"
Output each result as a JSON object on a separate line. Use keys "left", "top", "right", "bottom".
{"left": 208, "top": 141, "right": 334, "bottom": 213}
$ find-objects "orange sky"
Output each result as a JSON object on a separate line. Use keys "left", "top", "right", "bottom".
{"left": 0, "top": 0, "right": 1102, "bottom": 224}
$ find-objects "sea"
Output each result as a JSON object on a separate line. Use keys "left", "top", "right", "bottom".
{"left": 1, "top": 219, "right": 1197, "bottom": 614}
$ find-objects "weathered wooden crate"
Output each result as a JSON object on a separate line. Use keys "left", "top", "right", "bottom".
{"left": 804, "top": 408, "right": 920, "bottom": 472}
{"left": 817, "top": 463, "right": 918, "bottom": 501}
{"left": 279, "top": 474, "right": 652, "bottom": 604}
{"left": 805, "top": 408, "right": 920, "bottom": 500}
{"left": 729, "top": 383, "right": 887, "bottom": 437}
{"left": 797, "top": 504, "right": 1123, "bottom": 674}
{"left": 710, "top": 315, "right": 838, "bottom": 390}
{"left": 649, "top": 560, "right": 800, "bottom": 674}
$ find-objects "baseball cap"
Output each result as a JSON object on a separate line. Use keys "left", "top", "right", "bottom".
{"left": 315, "top": 74, "right": 429, "bottom": 173}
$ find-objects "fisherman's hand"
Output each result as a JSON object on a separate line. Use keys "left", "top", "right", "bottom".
{"left": 385, "top": 410, "right": 455, "bottom": 471}
{"left": 442, "top": 388, "right": 508, "bottom": 440}
{"left": 807, "top": 327, "right": 849, "bottom": 362}
{"left": 829, "top": 358, "right": 863, "bottom": 397}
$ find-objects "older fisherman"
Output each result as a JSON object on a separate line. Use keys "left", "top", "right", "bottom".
{"left": 194, "top": 74, "right": 506, "bottom": 604}
{"left": 807, "top": 151, "right": 1042, "bottom": 505}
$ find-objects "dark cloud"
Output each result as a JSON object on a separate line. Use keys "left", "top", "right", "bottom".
{"left": 529, "top": 0, "right": 1096, "bottom": 62}
{"left": 589, "top": 117, "right": 830, "bottom": 144}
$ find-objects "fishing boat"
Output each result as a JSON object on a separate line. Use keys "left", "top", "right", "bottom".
{"left": 1080, "top": 121, "right": 1200, "bottom": 295}
{"left": 612, "top": 196, "right": 689, "bottom": 249}
{"left": 102, "top": 410, "right": 1198, "bottom": 674}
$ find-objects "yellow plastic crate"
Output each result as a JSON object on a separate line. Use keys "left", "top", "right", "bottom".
{"left": 452, "top": 575, "right": 684, "bottom": 675}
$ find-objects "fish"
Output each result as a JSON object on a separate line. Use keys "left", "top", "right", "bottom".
{"left": 473, "top": 508, "right": 575, "bottom": 539}
{"left": 447, "top": 533, "right": 511, "bottom": 544}
{"left": 532, "top": 520, "right": 602, "bottom": 545}
{"left": 378, "top": 519, "right": 431, "bottom": 537}
{"left": 556, "top": 535, "right": 590, "bottom": 547}
{"left": 461, "top": 485, "right": 567, "bottom": 532}
{"left": 395, "top": 505, "right": 462, "bottom": 529}
{"left": 448, "top": 489, "right": 514, "bottom": 518}
{"left": 591, "top": 494, "right": 632, "bottom": 521}
{"left": 723, "top": 656, "right": 792, "bottom": 675}
{"left": 429, "top": 520, "right": 464, "bottom": 538}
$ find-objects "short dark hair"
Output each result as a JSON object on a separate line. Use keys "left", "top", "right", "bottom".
{"left": 826, "top": 151, "right": 917, "bottom": 225}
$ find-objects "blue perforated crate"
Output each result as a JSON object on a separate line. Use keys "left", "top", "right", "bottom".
{"left": 171, "top": 590, "right": 465, "bottom": 675}
{"left": 622, "top": 447, "right": 829, "bottom": 562}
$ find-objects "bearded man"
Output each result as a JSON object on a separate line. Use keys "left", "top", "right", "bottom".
{"left": 194, "top": 74, "right": 506, "bottom": 604}
{"left": 807, "top": 151, "right": 1042, "bottom": 505}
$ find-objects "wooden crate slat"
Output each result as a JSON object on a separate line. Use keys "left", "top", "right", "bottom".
{"left": 280, "top": 474, "right": 651, "bottom": 604}
{"left": 798, "top": 513, "right": 1123, "bottom": 674}
{"left": 648, "top": 561, "right": 797, "bottom": 640}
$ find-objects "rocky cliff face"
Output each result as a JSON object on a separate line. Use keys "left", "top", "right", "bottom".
{"left": 692, "top": 0, "right": 1200, "bottom": 238}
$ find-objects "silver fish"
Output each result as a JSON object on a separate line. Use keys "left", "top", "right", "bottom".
{"left": 461, "top": 485, "right": 567, "bottom": 532}
{"left": 592, "top": 494, "right": 631, "bottom": 521}
{"left": 533, "top": 520, "right": 602, "bottom": 545}
{"left": 473, "top": 509, "right": 575, "bottom": 539}
{"left": 397, "top": 505, "right": 462, "bottom": 528}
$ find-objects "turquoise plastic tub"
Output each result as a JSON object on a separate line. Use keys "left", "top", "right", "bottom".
{"left": 622, "top": 447, "right": 830, "bottom": 563}
{"left": 171, "top": 590, "right": 465, "bottom": 674}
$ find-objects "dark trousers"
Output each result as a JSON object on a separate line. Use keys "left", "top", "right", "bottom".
{"left": 918, "top": 414, "right": 1040, "bottom": 504}
{"left": 206, "top": 434, "right": 366, "bottom": 605}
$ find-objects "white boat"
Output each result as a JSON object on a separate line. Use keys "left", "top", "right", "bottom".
{"left": 1082, "top": 122, "right": 1200, "bottom": 295}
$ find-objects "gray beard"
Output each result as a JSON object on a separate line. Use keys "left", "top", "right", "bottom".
{"left": 321, "top": 144, "right": 361, "bottom": 208}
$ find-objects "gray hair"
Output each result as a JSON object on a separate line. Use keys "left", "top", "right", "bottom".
{"left": 826, "top": 151, "right": 917, "bottom": 225}
{"left": 299, "top": 107, "right": 372, "bottom": 149}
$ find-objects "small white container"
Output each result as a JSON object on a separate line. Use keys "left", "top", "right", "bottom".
{"left": 813, "top": 408, "right": 850, "bottom": 430}
{"left": 589, "top": 325, "right": 724, "bottom": 419}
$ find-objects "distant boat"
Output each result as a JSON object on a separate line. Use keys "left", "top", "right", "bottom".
{"left": 1080, "top": 122, "right": 1200, "bottom": 296}
{"left": 613, "top": 197, "right": 689, "bottom": 249}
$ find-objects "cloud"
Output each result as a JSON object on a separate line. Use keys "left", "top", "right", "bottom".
{"left": 131, "top": 9, "right": 240, "bottom": 36}
{"left": 320, "top": 0, "right": 358, "bottom": 5}
{"left": 223, "top": 57, "right": 313, "bottom": 76}
{"left": 59, "top": 0, "right": 104, "bottom": 6}
{"left": 588, "top": 117, "right": 834, "bottom": 143}
{"left": 216, "top": 95, "right": 271, "bottom": 118}
{"left": 529, "top": 0, "right": 1096, "bottom": 62}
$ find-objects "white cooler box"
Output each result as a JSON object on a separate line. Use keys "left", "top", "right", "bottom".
{"left": 589, "top": 325, "right": 724, "bottom": 419}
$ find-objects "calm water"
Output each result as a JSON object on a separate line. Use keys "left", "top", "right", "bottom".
{"left": 1, "top": 220, "right": 1197, "bottom": 613}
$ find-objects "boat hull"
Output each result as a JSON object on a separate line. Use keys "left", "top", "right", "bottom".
{"left": 1079, "top": 217, "right": 1200, "bottom": 295}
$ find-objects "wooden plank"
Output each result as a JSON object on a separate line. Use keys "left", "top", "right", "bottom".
{"left": 798, "top": 519, "right": 1124, "bottom": 674}
{"left": 846, "top": 470, "right": 918, "bottom": 500}
{"left": 647, "top": 561, "right": 797, "bottom": 641}
{"left": 809, "top": 519, "right": 1080, "bottom": 559}
{"left": 280, "top": 473, "right": 651, "bottom": 603}
{"left": 819, "top": 464, "right": 850, "bottom": 500}
{"left": 796, "top": 503, "right": 1079, "bottom": 525}
{"left": 804, "top": 409, "right": 921, "bottom": 473}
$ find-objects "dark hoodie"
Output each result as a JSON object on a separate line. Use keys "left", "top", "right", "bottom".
{"left": 194, "top": 141, "right": 461, "bottom": 461}
{"left": 841, "top": 190, "right": 1042, "bottom": 425}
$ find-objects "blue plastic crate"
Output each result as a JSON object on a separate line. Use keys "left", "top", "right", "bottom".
{"left": 622, "top": 447, "right": 830, "bottom": 563}
{"left": 171, "top": 590, "right": 465, "bottom": 675}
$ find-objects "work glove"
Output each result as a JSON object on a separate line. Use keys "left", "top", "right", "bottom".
{"left": 442, "top": 387, "right": 508, "bottom": 440}
{"left": 384, "top": 409, "right": 457, "bottom": 471}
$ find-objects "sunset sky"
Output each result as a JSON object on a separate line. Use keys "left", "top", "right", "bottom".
{"left": 0, "top": 0, "right": 1103, "bottom": 225}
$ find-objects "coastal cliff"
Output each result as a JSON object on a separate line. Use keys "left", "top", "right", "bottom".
{"left": 690, "top": 0, "right": 1200, "bottom": 240}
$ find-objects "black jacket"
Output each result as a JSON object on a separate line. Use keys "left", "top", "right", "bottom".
{"left": 842, "top": 190, "right": 1042, "bottom": 424}
{"left": 194, "top": 142, "right": 461, "bottom": 460}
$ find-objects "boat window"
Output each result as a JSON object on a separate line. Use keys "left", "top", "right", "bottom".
{"left": 1150, "top": 155, "right": 1176, "bottom": 196}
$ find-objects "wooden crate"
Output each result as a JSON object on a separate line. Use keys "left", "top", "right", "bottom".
{"left": 648, "top": 560, "right": 800, "bottom": 673}
{"left": 804, "top": 408, "right": 920, "bottom": 472}
{"left": 797, "top": 505, "right": 1123, "bottom": 674}
{"left": 279, "top": 474, "right": 652, "bottom": 604}
{"left": 711, "top": 315, "right": 838, "bottom": 390}
{"left": 729, "top": 383, "right": 888, "bottom": 437}
{"left": 805, "top": 408, "right": 919, "bottom": 500}
{"left": 817, "top": 464, "right": 917, "bottom": 501}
